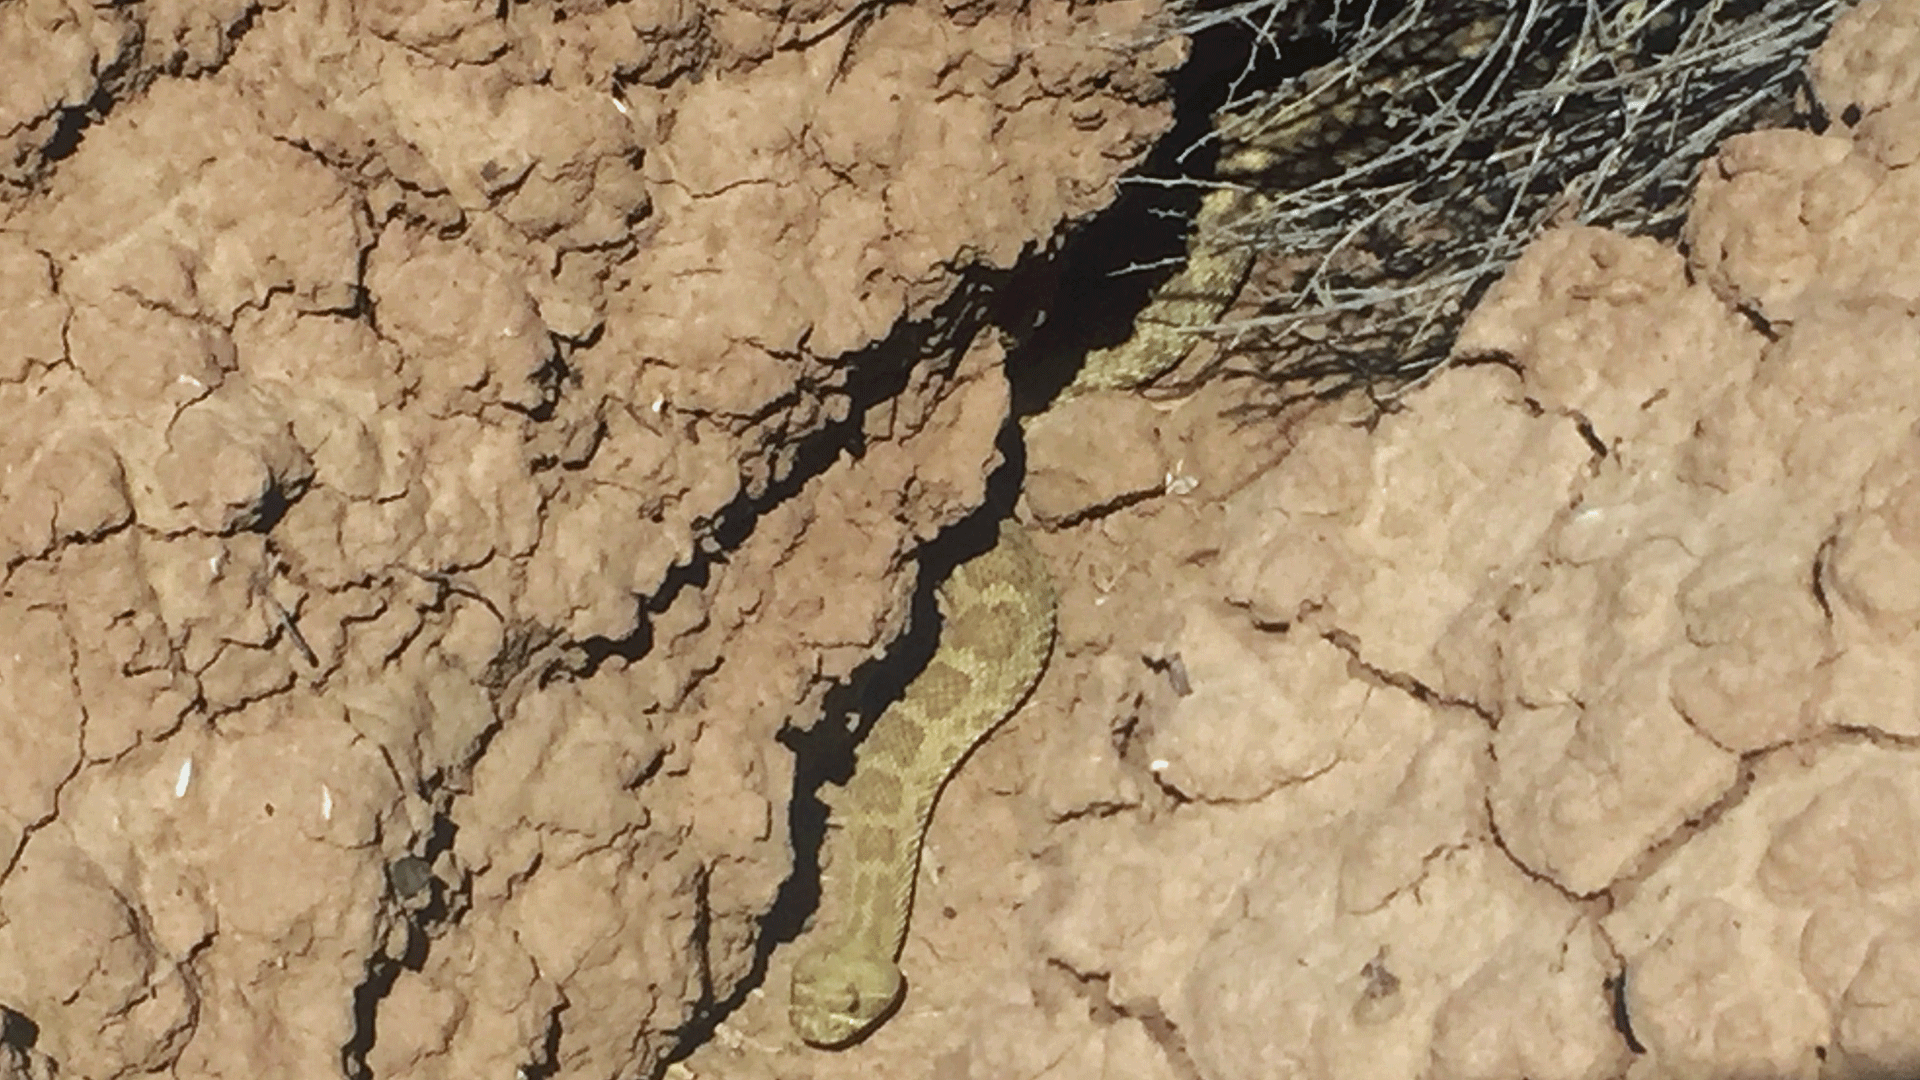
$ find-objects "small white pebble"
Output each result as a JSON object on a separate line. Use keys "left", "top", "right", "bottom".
{"left": 174, "top": 758, "right": 193, "bottom": 798}
{"left": 1150, "top": 759, "right": 1169, "bottom": 772}
{"left": 321, "top": 783, "right": 333, "bottom": 821}
{"left": 611, "top": 94, "right": 630, "bottom": 116}
{"left": 651, "top": 395, "right": 666, "bottom": 413}
{"left": 1164, "top": 458, "right": 1199, "bottom": 496}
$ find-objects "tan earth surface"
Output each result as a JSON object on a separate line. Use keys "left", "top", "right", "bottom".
{"left": 5, "top": 1, "right": 1920, "bottom": 1078}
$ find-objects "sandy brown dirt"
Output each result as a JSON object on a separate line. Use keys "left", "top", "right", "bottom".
{"left": 6, "top": 0, "right": 1920, "bottom": 1078}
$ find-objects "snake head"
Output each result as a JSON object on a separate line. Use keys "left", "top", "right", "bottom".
{"left": 789, "top": 947, "right": 905, "bottom": 1048}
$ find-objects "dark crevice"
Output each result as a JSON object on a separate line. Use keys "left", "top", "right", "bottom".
{"left": 1048, "top": 961, "right": 1209, "bottom": 1080}
{"left": 340, "top": 954, "right": 402, "bottom": 1080}
{"left": 577, "top": 269, "right": 1009, "bottom": 683}
{"left": 38, "top": 103, "right": 96, "bottom": 170}
{"left": 516, "top": 1001, "right": 566, "bottom": 1080}
{"left": 1318, "top": 626, "right": 1485, "bottom": 716}
{"left": 598, "top": 5, "right": 1301, "bottom": 720}
{"left": 1031, "top": 484, "right": 1167, "bottom": 531}
{"left": 0, "top": 1009, "right": 39, "bottom": 1051}
{"left": 1810, "top": 532, "right": 1837, "bottom": 622}
{"left": 678, "top": 865, "right": 720, "bottom": 1038}
{"left": 1572, "top": 413, "right": 1610, "bottom": 460}
{"left": 1479, "top": 791, "right": 1613, "bottom": 906}
{"left": 1155, "top": 752, "right": 1346, "bottom": 810}
{"left": 1003, "top": 11, "right": 1305, "bottom": 416}
{"left": 1605, "top": 729, "right": 1920, "bottom": 913}
{"left": 1148, "top": 767, "right": 1196, "bottom": 807}
{"left": 1607, "top": 970, "right": 1648, "bottom": 1054}
{"left": 239, "top": 476, "right": 301, "bottom": 535}
{"left": 20, "top": 38, "right": 142, "bottom": 192}
{"left": 342, "top": 810, "right": 468, "bottom": 1079}
{"left": 783, "top": 0, "right": 901, "bottom": 56}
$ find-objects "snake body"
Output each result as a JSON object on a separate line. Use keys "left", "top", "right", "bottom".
{"left": 787, "top": 135, "right": 1265, "bottom": 1045}
{"left": 788, "top": 520, "right": 1058, "bottom": 1047}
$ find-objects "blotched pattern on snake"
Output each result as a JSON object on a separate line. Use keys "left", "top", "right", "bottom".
{"left": 784, "top": 118, "right": 1271, "bottom": 1045}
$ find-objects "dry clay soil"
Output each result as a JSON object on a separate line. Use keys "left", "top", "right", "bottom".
{"left": 7, "top": 0, "right": 1920, "bottom": 1078}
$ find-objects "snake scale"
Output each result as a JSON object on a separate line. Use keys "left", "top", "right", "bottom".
{"left": 788, "top": 5, "right": 1521, "bottom": 1047}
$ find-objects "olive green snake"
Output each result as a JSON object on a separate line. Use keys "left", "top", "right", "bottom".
{"left": 785, "top": 129, "right": 1270, "bottom": 1045}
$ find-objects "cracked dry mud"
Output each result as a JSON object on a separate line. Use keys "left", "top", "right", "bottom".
{"left": 6, "top": 1, "right": 1920, "bottom": 1079}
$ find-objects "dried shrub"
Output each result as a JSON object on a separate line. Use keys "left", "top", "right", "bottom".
{"left": 1158, "top": 0, "right": 1842, "bottom": 408}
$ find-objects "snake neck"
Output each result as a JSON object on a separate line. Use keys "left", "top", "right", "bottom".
{"left": 811, "top": 522, "right": 1057, "bottom": 963}
{"left": 812, "top": 719, "right": 948, "bottom": 963}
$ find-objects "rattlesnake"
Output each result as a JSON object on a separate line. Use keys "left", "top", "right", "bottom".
{"left": 786, "top": 519, "right": 1061, "bottom": 1047}
{"left": 785, "top": 140, "right": 1267, "bottom": 1049}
